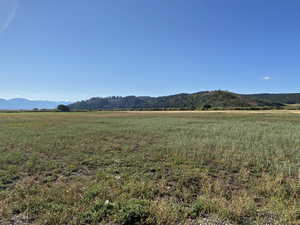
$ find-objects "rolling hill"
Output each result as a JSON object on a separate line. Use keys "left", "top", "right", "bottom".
{"left": 69, "top": 90, "right": 286, "bottom": 110}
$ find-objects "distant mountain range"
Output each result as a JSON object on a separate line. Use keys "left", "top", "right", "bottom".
{"left": 69, "top": 90, "right": 300, "bottom": 110}
{"left": 0, "top": 98, "right": 71, "bottom": 110}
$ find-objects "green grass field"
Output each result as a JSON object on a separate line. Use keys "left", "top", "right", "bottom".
{"left": 0, "top": 111, "right": 299, "bottom": 225}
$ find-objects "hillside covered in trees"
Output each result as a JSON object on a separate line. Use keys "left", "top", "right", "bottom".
{"left": 69, "top": 90, "right": 286, "bottom": 110}
{"left": 244, "top": 93, "right": 300, "bottom": 104}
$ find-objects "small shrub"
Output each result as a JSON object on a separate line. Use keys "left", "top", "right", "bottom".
{"left": 80, "top": 200, "right": 115, "bottom": 224}
{"left": 117, "top": 199, "right": 150, "bottom": 225}
{"left": 189, "top": 198, "right": 214, "bottom": 218}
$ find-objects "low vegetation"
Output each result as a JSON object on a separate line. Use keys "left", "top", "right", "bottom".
{"left": 0, "top": 111, "right": 299, "bottom": 225}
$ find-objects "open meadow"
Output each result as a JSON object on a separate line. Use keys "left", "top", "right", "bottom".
{"left": 0, "top": 111, "right": 299, "bottom": 225}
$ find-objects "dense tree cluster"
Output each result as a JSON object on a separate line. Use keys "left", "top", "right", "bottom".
{"left": 57, "top": 104, "right": 70, "bottom": 112}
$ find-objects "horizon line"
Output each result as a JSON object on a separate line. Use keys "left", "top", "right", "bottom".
{"left": 1, "top": 90, "right": 300, "bottom": 102}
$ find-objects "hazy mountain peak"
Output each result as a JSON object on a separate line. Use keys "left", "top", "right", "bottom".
{"left": 0, "top": 98, "right": 72, "bottom": 110}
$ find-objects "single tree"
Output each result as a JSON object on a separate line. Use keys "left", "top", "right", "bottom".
{"left": 202, "top": 104, "right": 212, "bottom": 110}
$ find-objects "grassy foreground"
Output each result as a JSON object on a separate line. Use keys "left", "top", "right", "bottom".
{"left": 0, "top": 111, "right": 299, "bottom": 225}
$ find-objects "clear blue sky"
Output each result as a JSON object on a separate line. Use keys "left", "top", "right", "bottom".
{"left": 1, "top": 0, "right": 300, "bottom": 101}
